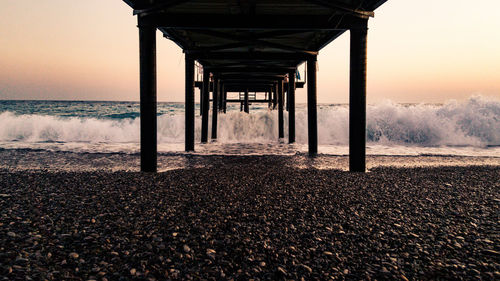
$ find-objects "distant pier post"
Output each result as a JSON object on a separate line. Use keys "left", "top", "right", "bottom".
{"left": 278, "top": 79, "right": 284, "bottom": 139}
{"left": 201, "top": 70, "right": 210, "bottom": 143}
{"left": 185, "top": 56, "right": 195, "bottom": 151}
{"left": 138, "top": 20, "right": 157, "bottom": 172}
{"left": 307, "top": 56, "right": 318, "bottom": 156}
{"left": 273, "top": 82, "right": 278, "bottom": 109}
{"left": 268, "top": 87, "right": 273, "bottom": 108}
{"left": 288, "top": 70, "right": 296, "bottom": 143}
{"left": 349, "top": 19, "right": 368, "bottom": 172}
{"left": 218, "top": 81, "right": 223, "bottom": 111}
{"left": 244, "top": 89, "right": 249, "bottom": 113}
{"left": 223, "top": 86, "right": 227, "bottom": 113}
{"left": 211, "top": 78, "right": 219, "bottom": 139}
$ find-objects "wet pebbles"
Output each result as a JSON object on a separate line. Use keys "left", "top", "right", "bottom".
{"left": 0, "top": 160, "right": 499, "bottom": 280}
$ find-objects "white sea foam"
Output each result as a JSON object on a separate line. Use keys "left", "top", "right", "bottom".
{"left": 0, "top": 96, "right": 499, "bottom": 155}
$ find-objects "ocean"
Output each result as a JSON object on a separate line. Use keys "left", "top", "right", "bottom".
{"left": 1, "top": 96, "right": 499, "bottom": 171}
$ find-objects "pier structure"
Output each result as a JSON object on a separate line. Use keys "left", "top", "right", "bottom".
{"left": 124, "top": 0, "right": 387, "bottom": 172}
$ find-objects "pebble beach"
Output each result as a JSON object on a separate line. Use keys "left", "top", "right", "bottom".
{"left": 1, "top": 156, "right": 499, "bottom": 280}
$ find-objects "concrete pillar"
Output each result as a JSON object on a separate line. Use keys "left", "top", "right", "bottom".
{"left": 138, "top": 23, "right": 157, "bottom": 172}
{"left": 278, "top": 80, "right": 284, "bottom": 139}
{"left": 307, "top": 56, "right": 318, "bottom": 156}
{"left": 185, "top": 56, "right": 195, "bottom": 151}
{"left": 211, "top": 78, "right": 218, "bottom": 139}
{"left": 288, "top": 70, "right": 296, "bottom": 144}
{"left": 201, "top": 70, "right": 210, "bottom": 143}
{"left": 349, "top": 19, "right": 368, "bottom": 172}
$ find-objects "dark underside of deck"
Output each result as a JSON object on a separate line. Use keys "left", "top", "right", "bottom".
{"left": 123, "top": 0, "right": 385, "bottom": 87}
{"left": 121, "top": 0, "right": 387, "bottom": 172}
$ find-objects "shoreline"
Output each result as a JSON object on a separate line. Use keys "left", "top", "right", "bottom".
{"left": 1, "top": 149, "right": 499, "bottom": 172}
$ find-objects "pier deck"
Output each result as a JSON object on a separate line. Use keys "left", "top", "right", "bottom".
{"left": 121, "top": 0, "right": 388, "bottom": 172}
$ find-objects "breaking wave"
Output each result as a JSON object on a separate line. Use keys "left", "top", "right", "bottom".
{"left": 0, "top": 96, "right": 499, "bottom": 150}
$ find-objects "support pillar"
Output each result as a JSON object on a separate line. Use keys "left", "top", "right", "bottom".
{"left": 288, "top": 70, "right": 296, "bottom": 144}
{"left": 211, "top": 78, "right": 218, "bottom": 139}
{"left": 218, "top": 81, "right": 223, "bottom": 111}
{"left": 223, "top": 87, "right": 227, "bottom": 113}
{"left": 349, "top": 19, "right": 368, "bottom": 172}
{"left": 273, "top": 82, "right": 278, "bottom": 109}
{"left": 278, "top": 80, "right": 284, "bottom": 139}
{"left": 200, "top": 90, "right": 203, "bottom": 116}
{"left": 307, "top": 56, "right": 318, "bottom": 156}
{"left": 201, "top": 70, "right": 210, "bottom": 143}
{"left": 185, "top": 56, "right": 195, "bottom": 151}
{"left": 244, "top": 89, "right": 249, "bottom": 113}
{"left": 138, "top": 22, "right": 157, "bottom": 172}
{"left": 268, "top": 87, "right": 273, "bottom": 109}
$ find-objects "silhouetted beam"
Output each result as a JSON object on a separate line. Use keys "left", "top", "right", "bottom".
{"left": 221, "top": 79, "right": 277, "bottom": 84}
{"left": 278, "top": 80, "right": 284, "bottom": 139}
{"left": 201, "top": 70, "right": 210, "bottom": 143}
{"left": 306, "top": 0, "right": 375, "bottom": 18}
{"left": 140, "top": 13, "right": 361, "bottom": 30}
{"left": 307, "top": 56, "right": 318, "bottom": 156}
{"left": 133, "top": 0, "right": 190, "bottom": 15}
{"left": 349, "top": 19, "right": 368, "bottom": 172}
{"left": 138, "top": 22, "right": 157, "bottom": 172}
{"left": 188, "top": 29, "right": 318, "bottom": 55}
{"left": 187, "top": 51, "right": 314, "bottom": 61}
{"left": 211, "top": 78, "right": 218, "bottom": 139}
{"left": 218, "top": 74, "right": 285, "bottom": 80}
{"left": 206, "top": 67, "right": 296, "bottom": 73}
{"left": 288, "top": 70, "right": 296, "bottom": 143}
{"left": 225, "top": 99, "right": 272, "bottom": 103}
{"left": 185, "top": 56, "right": 195, "bottom": 152}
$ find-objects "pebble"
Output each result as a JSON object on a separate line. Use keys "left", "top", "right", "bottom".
{"left": 0, "top": 164, "right": 497, "bottom": 280}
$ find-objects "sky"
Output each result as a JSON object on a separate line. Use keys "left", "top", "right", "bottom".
{"left": 0, "top": 0, "right": 499, "bottom": 103}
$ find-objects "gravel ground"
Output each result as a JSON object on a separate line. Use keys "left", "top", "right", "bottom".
{"left": 0, "top": 159, "right": 499, "bottom": 280}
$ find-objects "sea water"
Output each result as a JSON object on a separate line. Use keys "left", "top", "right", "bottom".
{"left": 1, "top": 96, "right": 499, "bottom": 157}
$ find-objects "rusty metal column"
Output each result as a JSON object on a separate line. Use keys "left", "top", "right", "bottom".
{"left": 288, "top": 70, "right": 296, "bottom": 143}
{"left": 350, "top": 19, "right": 368, "bottom": 172}
{"left": 211, "top": 78, "right": 219, "bottom": 139}
{"left": 244, "top": 89, "right": 249, "bottom": 113}
{"left": 185, "top": 56, "right": 195, "bottom": 152}
{"left": 307, "top": 56, "right": 318, "bottom": 156}
{"left": 138, "top": 20, "right": 157, "bottom": 172}
{"left": 201, "top": 70, "right": 210, "bottom": 143}
{"left": 278, "top": 79, "right": 284, "bottom": 139}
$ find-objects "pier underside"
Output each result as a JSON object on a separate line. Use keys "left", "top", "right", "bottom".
{"left": 122, "top": 0, "right": 387, "bottom": 172}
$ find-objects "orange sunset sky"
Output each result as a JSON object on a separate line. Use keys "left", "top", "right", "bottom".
{"left": 0, "top": 0, "right": 499, "bottom": 103}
